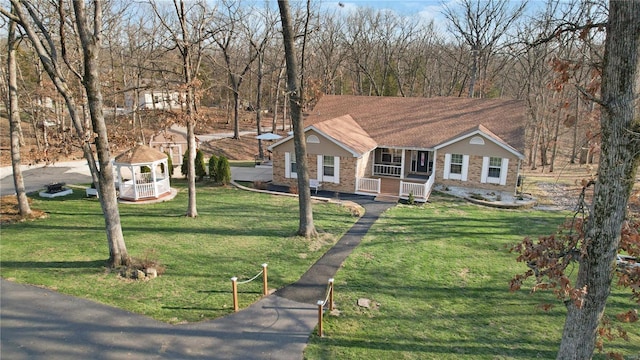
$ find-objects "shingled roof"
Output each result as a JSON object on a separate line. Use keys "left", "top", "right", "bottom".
{"left": 310, "top": 115, "right": 377, "bottom": 156}
{"left": 304, "top": 95, "right": 526, "bottom": 152}
{"left": 114, "top": 144, "right": 167, "bottom": 164}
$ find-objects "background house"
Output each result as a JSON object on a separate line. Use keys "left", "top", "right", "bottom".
{"left": 269, "top": 95, "right": 526, "bottom": 202}
{"left": 125, "top": 90, "right": 185, "bottom": 112}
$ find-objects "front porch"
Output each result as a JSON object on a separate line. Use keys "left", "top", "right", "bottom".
{"left": 355, "top": 147, "right": 435, "bottom": 202}
{"left": 355, "top": 174, "right": 435, "bottom": 202}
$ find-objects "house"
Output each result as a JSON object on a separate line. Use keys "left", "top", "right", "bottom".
{"left": 268, "top": 95, "right": 526, "bottom": 202}
{"left": 125, "top": 90, "right": 185, "bottom": 111}
{"left": 149, "top": 125, "right": 202, "bottom": 167}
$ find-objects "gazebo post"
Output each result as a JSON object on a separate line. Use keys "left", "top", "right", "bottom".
{"left": 131, "top": 164, "right": 138, "bottom": 200}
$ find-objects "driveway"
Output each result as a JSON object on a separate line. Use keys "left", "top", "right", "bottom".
{"left": 1, "top": 161, "right": 271, "bottom": 197}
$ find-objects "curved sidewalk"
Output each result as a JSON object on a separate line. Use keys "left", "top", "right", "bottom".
{"left": 1, "top": 197, "right": 395, "bottom": 360}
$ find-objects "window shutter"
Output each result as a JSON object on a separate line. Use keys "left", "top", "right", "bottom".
{"left": 317, "top": 155, "right": 323, "bottom": 181}
{"left": 500, "top": 158, "right": 509, "bottom": 185}
{"left": 443, "top": 153, "right": 451, "bottom": 179}
{"left": 481, "top": 156, "right": 489, "bottom": 183}
{"left": 462, "top": 155, "right": 470, "bottom": 181}
{"left": 285, "top": 152, "right": 291, "bottom": 178}
{"left": 334, "top": 156, "right": 340, "bottom": 184}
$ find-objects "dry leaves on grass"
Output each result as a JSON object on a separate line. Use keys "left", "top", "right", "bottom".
{"left": 0, "top": 195, "right": 48, "bottom": 224}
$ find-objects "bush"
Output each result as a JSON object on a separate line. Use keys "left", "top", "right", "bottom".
{"left": 163, "top": 152, "right": 173, "bottom": 178}
{"left": 181, "top": 149, "right": 207, "bottom": 181}
{"left": 195, "top": 150, "right": 206, "bottom": 180}
{"left": 208, "top": 155, "right": 218, "bottom": 182}
{"left": 407, "top": 191, "right": 416, "bottom": 205}
{"left": 215, "top": 156, "right": 231, "bottom": 185}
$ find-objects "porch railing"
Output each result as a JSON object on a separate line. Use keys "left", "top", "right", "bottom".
{"left": 399, "top": 173, "right": 435, "bottom": 202}
{"left": 373, "top": 164, "right": 402, "bottom": 177}
{"left": 356, "top": 177, "right": 381, "bottom": 194}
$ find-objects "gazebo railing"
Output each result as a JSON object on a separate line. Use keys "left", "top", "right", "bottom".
{"left": 119, "top": 177, "right": 170, "bottom": 200}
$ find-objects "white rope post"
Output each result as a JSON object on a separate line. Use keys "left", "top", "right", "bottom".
{"left": 317, "top": 300, "right": 324, "bottom": 337}
{"left": 262, "top": 263, "right": 268, "bottom": 296}
{"left": 231, "top": 277, "right": 239, "bottom": 312}
{"left": 328, "top": 278, "right": 334, "bottom": 311}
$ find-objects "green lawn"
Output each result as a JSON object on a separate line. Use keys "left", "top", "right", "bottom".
{"left": 2, "top": 185, "right": 638, "bottom": 358}
{"left": 304, "top": 193, "right": 640, "bottom": 360}
{"left": 0, "top": 181, "right": 358, "bottom": 323}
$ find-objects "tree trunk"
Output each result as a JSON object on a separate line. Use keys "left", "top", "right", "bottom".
{"left": 7, "top": 8, "right": 32, "bottom": 217}
{"left": 278, "top": 0, "right": 317, "bottom": 238}
{"left": 73, "top": 0, "right": 129, "bottom": 267}
{"left": 232, "top": 80, "right": 240, "bottom": 140}
{"left": 256, "top": 53, "right": 264, "bottom": 159}
{"left": 557, "top": 1, "right": 640, "bottom": 358}
{"left": 185, "top": 116, "right": 198, "bottom": 217}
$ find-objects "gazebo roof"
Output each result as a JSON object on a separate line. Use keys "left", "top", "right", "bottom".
{"left": 114, "top": 144, "right": 167, "bottom": 165}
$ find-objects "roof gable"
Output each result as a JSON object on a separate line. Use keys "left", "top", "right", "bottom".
{"left": 269, "top": 115, "right": 377, "bottom": 157}
{"left": 435, "top": 124, "right": 525, "bottom": 159}
{"left": 310, "top": 115, "right": 377, "bottom": 156}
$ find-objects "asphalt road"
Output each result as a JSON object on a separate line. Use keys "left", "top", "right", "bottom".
{"left": 0, "top": 161, "right": 93, "bottom": 197}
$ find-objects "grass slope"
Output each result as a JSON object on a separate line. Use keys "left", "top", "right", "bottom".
{"left": 0, "top": 181, "right": 357, "bottom": 323}
{"left": 304, "top": 194, "right": 640, "bottom": 360}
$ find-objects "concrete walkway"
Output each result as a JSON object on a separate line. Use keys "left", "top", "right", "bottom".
{"left": 1, "top": 188, "right": 394, "bottom": 359}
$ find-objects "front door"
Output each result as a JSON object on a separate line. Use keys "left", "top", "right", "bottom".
{"left": 417, "top": 151, "right": 429, "bottom": 173}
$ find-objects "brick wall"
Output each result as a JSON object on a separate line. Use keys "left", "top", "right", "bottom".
{"left": 436, "top": 153, "right": 520, "bottom": 192}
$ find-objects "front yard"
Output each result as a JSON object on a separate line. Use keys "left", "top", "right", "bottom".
{"left": 1, "top": 181, "right": 638, "bottom": 359}
{"left": 0, "top": 181, "right": 358, "bottom": 323}
{"left": 304, "top": 193, "right": 640, "bottom": 359}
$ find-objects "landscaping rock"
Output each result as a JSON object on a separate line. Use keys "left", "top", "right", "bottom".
{"left": 135, "top": 270, "right": 146, "bottom": 279}
{"left": 357, "top": 298, "right": 371, "bottom": 308}
{"left": 146, "top": 268, "right": 158, "bottom": 279}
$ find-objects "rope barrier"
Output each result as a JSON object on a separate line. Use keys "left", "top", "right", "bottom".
{"left": 317, "top": 278, "right": 334, "bottom": 337}
{"left": 231, "top": 263, "right": 268, "bottom": 312}
{"left": 236, "top": 269, "right": 264, "bottom": 285}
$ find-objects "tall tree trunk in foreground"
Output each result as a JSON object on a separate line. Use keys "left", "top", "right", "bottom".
{"left": 73, "top": 0, "right": 129, "bottom": 266}
{"left": 278, "top": 0, "right": 317, "bottom": 238}
{"left": 7, "top": 6, "right": 32, "bottom": 217}
{"left": 3, "top": 0, "right": 129, "bottom": 267}
{"left": 557, "top": 1, "right": 640, "bottom": 358}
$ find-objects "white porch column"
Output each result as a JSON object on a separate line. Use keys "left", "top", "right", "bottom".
{"left": 400, "top": 149, "right": 405, "bottom": 179}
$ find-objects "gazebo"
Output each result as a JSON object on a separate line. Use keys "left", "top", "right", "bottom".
{"left": 114, "top": 145, "right": 171, "bottom": 201}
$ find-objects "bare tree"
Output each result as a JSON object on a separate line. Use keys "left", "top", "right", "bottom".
{"left": 2, "top": 0, "right": 129, "bottom": 267}
{"left": 442, "top": 0, "right": 527, "bottom": 98}
{"left": 212, "top": 0, "right": 260, "bottom": 140}
{"left": 149, "top": 0, "right": 212, "bottom": 218}
{"left": 7, "top": 3, "right": 32, "bottom": 217}
{"left": 556, "top": 1, "right": 639, "bottom": 357}
{"left": 277, "top": 0, "right": 316, "bottom": 238}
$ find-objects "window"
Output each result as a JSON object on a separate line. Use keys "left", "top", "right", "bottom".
{"left": 307, "top": 135, "right": 320, "bottom": 144}
{"left": 381, "top": 148, "right": 402, "bottom": 164}
{"left": 323, "top": 156, "right": 334, "bottom": 177}
{"left": 450, "top": 154, "right": 463, "bottom": 175}
{"left": 488, "top": 157, "right": 502, "bottom": 178}
{"left": 290, "top": 152, "right": 297, "bottom": 174}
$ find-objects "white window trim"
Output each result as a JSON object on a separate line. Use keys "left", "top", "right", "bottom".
{"left": 285, "top": 152, "right": 297, "bottom": 179}
{"left": 444, "top": 153, "right": 468, "bottom": 181}
{"left": 481, "top": 156, "right": 509, "bottom": 185}
{"left": 317, "top": 155, "right": 340, "bottom": 184}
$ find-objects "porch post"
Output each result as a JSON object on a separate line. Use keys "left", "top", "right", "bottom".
{"left": 400, "top": 149, "right": 406, "bottom": 179}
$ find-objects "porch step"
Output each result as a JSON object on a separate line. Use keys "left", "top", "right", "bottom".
{"left": 374, "top": 194, "right": 399, "bottom": 203}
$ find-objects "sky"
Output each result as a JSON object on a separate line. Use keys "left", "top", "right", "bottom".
{"left": 321, "top": 0, "right": 450, "bottom": 27}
